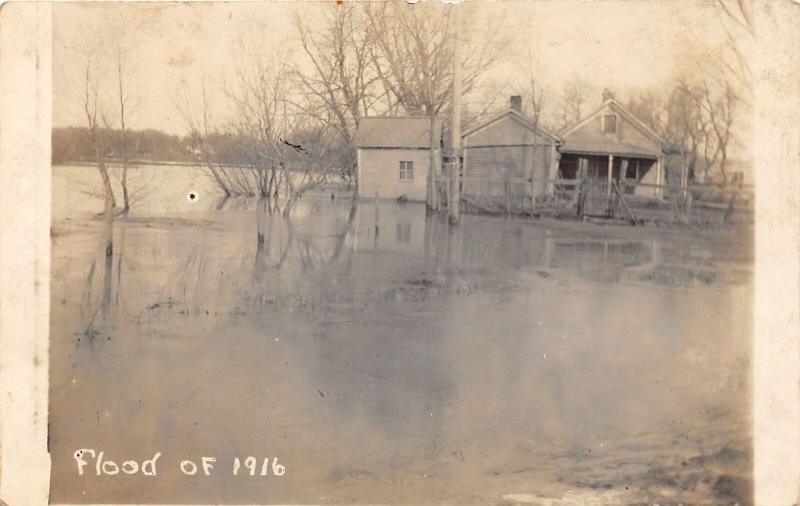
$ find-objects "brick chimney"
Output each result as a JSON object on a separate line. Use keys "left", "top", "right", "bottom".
{"left": 510, "top": 95, "right": 523, "bottom": 112}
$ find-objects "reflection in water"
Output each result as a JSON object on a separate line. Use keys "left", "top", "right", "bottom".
{"left": 101, "top": 232, "right": 113, "bottom": 319}
{"left": 395, "top": 221, "right": 411, "bottom": 244}
{"left": 50, "top": 186, "right": 752, "bottom": 504}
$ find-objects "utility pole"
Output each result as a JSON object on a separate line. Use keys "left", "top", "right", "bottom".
{"left": 448, "top": 3, "right": 462, "bottom": 224}
{"left": 428, "top": 111, "right": 439, "bottom": 212}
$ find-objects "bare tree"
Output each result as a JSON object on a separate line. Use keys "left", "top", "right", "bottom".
{"left": 366, "top": 2, "right": 451, "bottom": 208}
{"left": 226, "top": 50, "right": 295, "bottom": 201}
{"left": 557, "top": 77, "right": 596, "bottom": 131}
{"left": 82, "top": 52, "right": 115, "bottom": 257}
{"left": 510, "top": 47, "right": 549, "bottom": 129}
{"left": 663, "top": 80, "right": 737, "bottom": 185}
{"left": 105, "top": 42, "right": 141, "bottom": 216}
{"left": 115, "top": 46, "right": 130, "bottom": 215}
{"left": 220, "top": 45, "right": 345, "bottom": 213}
{"left": 178, "top": 77, "right": 242, "bottom": 197}
{"left": 85, "top": 7, "right": 155, "bottom": 217}
{"left": 698, "top": 80, "right": 737, "bottom": 184}
{"left": 367, "top": 2, "right": 504, "bottom": 113}
{"left": 656, "top": 1, "right": 754, "bottom": 188}
{"left": 365, "top": 2, "right": 504, "bottom": 208}
{"left": 668, "top": 81, "right": 721, "bottom": 185}
{"left": 712, "top": 0, "right": 754, "bottom": 98}
{"left": 628, "top": 76, "right": 739, "bottom": 187}
{"left": 292, "top": 4, "right": 384, "bottom": 184}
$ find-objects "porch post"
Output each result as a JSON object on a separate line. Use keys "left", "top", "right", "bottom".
{"left": 548, "top": 144, "right": 558, "bottom": 195}
{"left": 655, "top": 158, "right": 664, "bottom": 199}
{"left": 607, "top": 154, "right": 614, "bottom": 196}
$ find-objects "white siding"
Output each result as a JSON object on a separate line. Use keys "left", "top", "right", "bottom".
{"left": 358, "top": 148, "right": 430, "bottom": 201}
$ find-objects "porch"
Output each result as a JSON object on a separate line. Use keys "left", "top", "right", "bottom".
{"left": 559, "top": 153, "right": 657, "bottom": 188}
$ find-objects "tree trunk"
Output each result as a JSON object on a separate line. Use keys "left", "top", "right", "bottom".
{"left": 257, "top": 196, "right": 267, "bottom": 246}
{"left": 94, "top": 142, "right": 115, "bottom": 257}
{"left": 100, "top": 165, "right": 114, "bottom": 259}
{"left": 121, "top": 167, "right": 130, "bottom": 216}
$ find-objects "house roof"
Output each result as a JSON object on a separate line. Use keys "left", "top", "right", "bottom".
{"left": 559, "top": 98, "right": 666, "bottom": 150}
{"left": 462, "top": 108, "right": 560, "bottom": 143}
{"left": 356, "top": 116, "right": 442, "bottom": 149}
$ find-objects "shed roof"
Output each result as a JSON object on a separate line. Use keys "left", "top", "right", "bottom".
{"left": 356, "top": 116, "right": 442, "bottom": 149}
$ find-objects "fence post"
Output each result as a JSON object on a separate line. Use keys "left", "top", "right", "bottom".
{"left": 669, "top": 187, "right": 680, "bottom": 223}
{"left": 445, "top": 170, "right": 450, "bottom": 212}
{"left": 574, "top": 175, "right": 587, "bottom": 215}
{"left": 504, "top": 178, "right": 510, "bottom": 216}
{"left": 686, "top": 193, "right": 693, "bottom": 223}
{"left": 613, "top": 181, "right": 637, "bottom": 225}
{"left": 724, "top": 191, "right": 737, "bottom": 224}
{"left": 530, "top": 153, "right": 537, "bottom": 216}
{"left": 373, "top": 191, "right": 380, "bottom": 238}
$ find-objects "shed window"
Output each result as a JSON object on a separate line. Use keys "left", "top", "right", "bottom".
{"left": 602, "top": 114, "right": 618, "bottom": 134}
{"left": 399, "top": 161, "right": 414, "bottom": 180}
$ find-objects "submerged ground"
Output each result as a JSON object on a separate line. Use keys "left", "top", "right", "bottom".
{"left": 50, "top": 165, "right": 753, "bottom": 505}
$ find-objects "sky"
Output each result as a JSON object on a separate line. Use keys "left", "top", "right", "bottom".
{"left": 52, "top": 0, "right": 731, "bottom": 137}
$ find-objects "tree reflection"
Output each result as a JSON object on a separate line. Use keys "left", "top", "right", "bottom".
{"left": 79, "top": 212, "right": 116, "bottom": 343}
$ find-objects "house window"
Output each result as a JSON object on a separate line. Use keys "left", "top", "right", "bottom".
{"left": 399, "top": 161, "right": 414, "bottom": 180}
{"left": 602, "top": 114, "right": 618, "bottom": 134}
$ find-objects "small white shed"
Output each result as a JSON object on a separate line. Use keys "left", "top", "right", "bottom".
{"left": 356, "top": 116, "right": 442, "bottom": 201}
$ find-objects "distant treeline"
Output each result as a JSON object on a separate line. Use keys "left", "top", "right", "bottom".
{"left": 52, "top": 126, "right": 194, "bottom": 165}
{"left": 51, "top": 126, "right": 309, "bottom": 169}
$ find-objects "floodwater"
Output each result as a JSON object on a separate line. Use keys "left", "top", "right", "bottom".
{"left": 50, "top": 165, "right": 753, "bottom": 505}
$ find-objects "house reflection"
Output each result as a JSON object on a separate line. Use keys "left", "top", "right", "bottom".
{"left": 70, "top": 195, "right": 677, "bottom": 348}
{"left": 396, "top": 221, "right": 411, "bottom": 245}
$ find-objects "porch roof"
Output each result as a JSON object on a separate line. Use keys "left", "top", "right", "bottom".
{"left": 560, "top": 138, "right": 661, "bottom": 159}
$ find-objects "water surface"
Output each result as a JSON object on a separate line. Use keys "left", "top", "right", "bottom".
{"left": 50, "top": 165, "right": 753, "bottom": 504}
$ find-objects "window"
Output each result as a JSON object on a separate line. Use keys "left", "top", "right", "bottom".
{"left": 399, "top": 161, "right": 414, "bottom": 180}
{"left": 602, "top": 113, "right": 618, "bottom": 134}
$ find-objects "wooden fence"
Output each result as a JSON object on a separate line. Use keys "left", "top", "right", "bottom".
{"left": 459, "top": 174, "right": 753, "bottom": 227}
